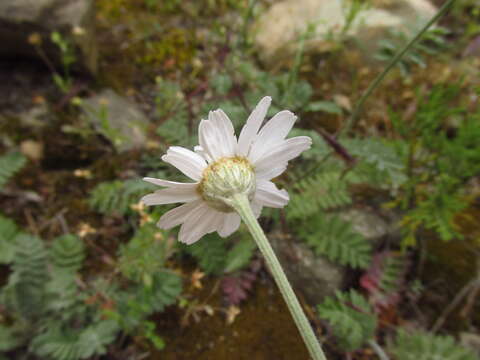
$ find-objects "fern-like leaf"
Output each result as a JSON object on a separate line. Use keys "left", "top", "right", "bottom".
{"left": 134, "top": 271, "right": 183, "bottom": 313}
{"left": 89, "top": 179, "right": 155, "bottom": 215}
{"left": 185, "top": 233, "right": 228, "bottom": 275}
{"left": 31, "top": 328, "right": 81, "bottom": 360}
{"left": 51, "top": 234, "right": 85, "bottom": 274}
{"left": 223, "top": 237, "right": 256, "bottom": 274}
{"left": 10, "top": 234, "right": 49, "bottom": 320}
{"left": 390, "top": 330, "right": 477, "bottom": 360}
{"left": 317, "top": 290, "right": 377, "bottom": 351}
{"left": 288, "top": 171, "right": 352, "bottom": 220}
{"left": 31, "top": 320, "right": 118, "bottom": 360}
{"left": 118, "top": 224, "right": 167, "bottom": 282}
{"left": 47, "top": 234, "right": 85, "bottom": 314}
{"left": 343, "top": 138, "right": 407, "bottom": 189}
{"left": 0, "top": 214, "right": 22, "bottom": 264}
{"left": 0, "top": 324, "right": 23, "bottom": 352}
{"left": 299, "top": 215, "right": 371, "bottom": 269}
{"left": 0, "top": 151, "right": 27, "bottom": 190}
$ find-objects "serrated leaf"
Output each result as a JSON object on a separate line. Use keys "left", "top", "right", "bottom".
{"left": 224, "top": 238, "right": 256, "bottom": 273}
{"left": 0, "top": 151, "right": 27, "bottom": 190}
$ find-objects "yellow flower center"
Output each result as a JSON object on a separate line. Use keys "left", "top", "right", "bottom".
{"left": 198, "top": 156, "right": 256, "bottom": 212}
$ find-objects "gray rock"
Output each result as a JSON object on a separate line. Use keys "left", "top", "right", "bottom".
{"left": 460, "top": 332, "right": 480, "bottom": 357}
{"left": 253, "top": 0, "right": 437, "bottom": 66}
{"left": 269, "top": 208, "right": 392, "bottom": 305}
{"left": 270, "top": 230, "right": 345, "bottom": 305}
{"left": 339, "top": 208, "right": 389, "bottom": 242}
{"left": 81, "top": 90, "right": 149, "bottom": 153}
{"left": 0, "top": 0, "right": 97, "bottom": 74}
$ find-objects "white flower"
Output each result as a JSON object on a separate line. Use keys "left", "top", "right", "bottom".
{"left": 141, "top": 96, "right": 311, "bottom": 244}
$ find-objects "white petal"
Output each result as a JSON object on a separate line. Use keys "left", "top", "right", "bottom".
{"left": 162, "top": 146, "right": 207, "bottom": 181}
{"left": 194, "top": 145, "right": 212, "bottom": 163}
{"left": 143, "top": 177, "right": 199, "bottom": 188}
{"left": 250, "top": 200, "right": 263, "bottom": 219}
{"left": 209, "top": 109, "right": 237, "bottom": 157}
{"left": 178, "top": 203, "right": 220, "bottom": 245}
{"left": 157, "top": 199, "right": 203, "bottom": 229}
{"left": 198, "top": 120, "right": 214, "bottom": 162}
{"left": 198, "top": 120, "right": 222, "bottom": 162}
{"left": 218, "top": 213, "right": 241, "bottom": 237}
{"left": 255, "top": 164, "right": 288, "bottom": 180}
{"left": 248, "top": 110, "right": 297, "bottom": 162}
{"left": 237, "top": 96, "right": 272, "bottom": 156}
{"left": 141, "top": 183, "right": 199, "bottom": 205}
{"left": 198, "top": 110, "right": 237, "bottom": 161}
{"left": 255, "top": 180, "right": 289, "bottom": 208}
{"left": 253, "top": 136, "right": 312, "bottom": 176}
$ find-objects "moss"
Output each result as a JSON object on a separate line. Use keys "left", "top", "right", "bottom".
{"left": 152, "top": 279, "right": 314, "bottom": 360}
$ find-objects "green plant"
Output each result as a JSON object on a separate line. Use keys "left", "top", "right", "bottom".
{"left": 0, "top": 215, "right": 23, "bottom": 264}
{"left": 376, "top": 27, "right": 450, "bottom": 76}
{"left": 50, "top": 31, "right": 76, "bottom": 93}
{"left": 118, "top": 224, "right": 168, "bottom": 284}
{"left": 0, "top": 230, "right": 119, "bottom": 360}
{"left": 298, "top": 214, "right": 372, "bottom": 269}
{"left": 317, "top": 290, "right": 377, "bottom": 351}
{"left": 287, "top": 171, "right": 353, "bottom": 221}
{"left": 392, "top": 83, "right": 480, "bottom": 245}
{"left": 390, "top": 330, "right": 478, "bottom": 360}
{"left": 184, "top": 232, "right": 256, "bottom": 275}
{"left": 89, "top": 179, "right": 156, "bottom": 215}
{"left": 0, "top": 151, "right": 26, "bottom": 190}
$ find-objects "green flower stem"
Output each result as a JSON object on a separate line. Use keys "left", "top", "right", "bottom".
{"left": 228, "top": 193, "right": 327, "bottom": 360}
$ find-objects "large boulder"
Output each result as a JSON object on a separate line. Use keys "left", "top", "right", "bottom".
{"left": 253, "top": 0, "right": 437, "bottom": 67}
{"left": 0, "top": 0, "right": 97, "bottom": 74}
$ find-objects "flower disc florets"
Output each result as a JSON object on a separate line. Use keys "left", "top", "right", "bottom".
{"left": 198, "top": 156, "right": 256, "bottom": 212}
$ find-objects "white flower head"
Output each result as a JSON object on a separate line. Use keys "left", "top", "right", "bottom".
{"left": 141, "top": 96, "right": 311, "bottom": 245}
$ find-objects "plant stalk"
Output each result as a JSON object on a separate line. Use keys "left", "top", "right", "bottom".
{"left": 343, "top": 0, "right": 456, "bottom": 136}
{"left": 228, "top": 193, "right": 327, "bottom": 360}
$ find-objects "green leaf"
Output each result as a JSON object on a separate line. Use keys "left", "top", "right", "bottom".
{"left": 211, "top": 73, "right": 233, "bottom": 95}
{"left": 10, "top": 234, "right": 49, "bottom": 320}
{"left": 306, "top": 101, "right": 343, "bottom": 115}
{"left": 0, "top": 214, "right": 22, "bottom": 264}
{"left": 118, "top": 224, "right": 168, "bottom": 282}
{"left": 186, "top": 233, "right": 227, "bottom": 275}
{"left": 89, "top": 179, "right": 156, "bottom": 215}
{"left": 50, "top": 234, "right": 85, "bottom": 273}
{"left": 288, "top": 171, "right": 352, "bottom": 221}
{"left": 299, "top": 214, "right": 372, "bottom": 269}
{"left": 0, "top": 151, "right": 27, "bottom": 190}
{"left": 390, "top": 330, "right": 477, "bottom": 360}
{"left": 224, "top": 237, "right": 256, "bottom": 273}
{"left": 317, "top": 290, "right": 376, "bottom": 351}
{"left": 0, "top": 324, "right": 23, "bottom": 352}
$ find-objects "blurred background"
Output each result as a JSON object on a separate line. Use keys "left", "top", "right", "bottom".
{"left": 0, "top": 0, "right": 479, "bottom": 359}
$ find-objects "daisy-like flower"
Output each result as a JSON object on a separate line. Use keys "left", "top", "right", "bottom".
{"left": 141, "top": 96, "right": 311, "bottom": 245}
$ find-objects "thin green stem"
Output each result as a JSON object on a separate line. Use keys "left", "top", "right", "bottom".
{"left": 228, "top": 193, "right": 327, "bottom": 360}
{"left": 342, "top": 0, "right": 456, "bottom": 136}
{"left": 242, "top": 0, "right": 256, "bottom": 49}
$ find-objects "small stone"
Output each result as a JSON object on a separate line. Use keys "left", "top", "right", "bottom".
{"left": 20, "top": 140, "right": 43, "bottom": 161}
{"left": 270, "top": 230, "right": 345, "bottom": 305}
{"left": 339, "top": 208, "right": 389, "bottom": 242}
{"left": 460, "top": 332, "right": 480, "bottom": 357}
{"left": 81, "top": 89, "right": 149, "bottom": 153}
